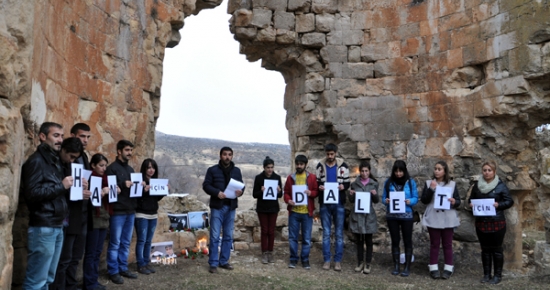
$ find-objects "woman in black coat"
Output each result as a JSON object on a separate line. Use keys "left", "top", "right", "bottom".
{"left": 468, "top": 160, "right": 514, "bottom": 285}
{"left": 252, "top": 156, "right": 283, "bottom": 264}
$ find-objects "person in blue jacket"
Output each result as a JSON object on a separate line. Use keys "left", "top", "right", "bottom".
{"left": 203, "top": 147, "right": 244, "bottom": 274}
{"left": 382, "top": 160, "right": 418, "bottom": 277}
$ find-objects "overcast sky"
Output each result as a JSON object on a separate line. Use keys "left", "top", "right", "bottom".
{"left": 157, "top": 1, "right": 289, "bottom": 145}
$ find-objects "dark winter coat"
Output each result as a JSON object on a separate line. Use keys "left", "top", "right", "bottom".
{"left": 202, "top": 161, "right": 244, "bottom": 210}
{"left": 105, "top": 158, "right": 137, "bottom": 215}
{"left": 136, "top": 178, "right": 165, "bottom": 215}
{"left": 468, "top": 179, "right": 514, "bottom": 222}
{"left": 348, "top": 177, "right": 379, "bottom": 234}
{"left": 252, "top": 171, "right": 283, "bottom": 213}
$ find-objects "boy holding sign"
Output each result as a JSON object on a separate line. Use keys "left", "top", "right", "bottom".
{"left": 348, "top": 161, "right": 379, "bottom": 274}
{"left": 420, "top": 161, "right": 461, "bottom": 280}
{"left": 283, "top": 155, "right": 318, "bottom": 270}
{"left": 252, "top": 157, "right": 283, "bottom": 264}
{"left": 382, "top": 160, "right": 418, "bottom": 277}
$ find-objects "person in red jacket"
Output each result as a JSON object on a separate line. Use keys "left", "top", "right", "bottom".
{"left": 283, "top": 155, "right": 318, "bottom": 270}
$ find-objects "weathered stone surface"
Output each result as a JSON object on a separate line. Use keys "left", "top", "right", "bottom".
{"left": 296, "top": 14, "right": 315, "bottom": 33}
{"left": 274, "top": 11, "right": 295, "bottom": 31}
{"left": 251, "top": 8, "right": 272, "bottom": 28}
{"left": 301, "top": 32, "right": 326, "bottom": 48}
{"left": 233, "top": 9, "right": 253, "bottom": 27}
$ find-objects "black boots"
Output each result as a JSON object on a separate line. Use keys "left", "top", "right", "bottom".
{"left": 489, "top": 252, "right": 504, "bottom": 284}
{"left": 401, "top": 248, "right": 412, "bottom": 277}
{"left": 480, "top": 252, "right": 492, "bottom": 283}
{"left": 391, "top": 248, "right": 400, "bottom": 275}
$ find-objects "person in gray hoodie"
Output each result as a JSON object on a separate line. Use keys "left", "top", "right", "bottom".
{"left": 420, "top": 161, "right": 461, "bottom": 280}
{"left": 349, "top": 161, "right": 379, "bottom": 275}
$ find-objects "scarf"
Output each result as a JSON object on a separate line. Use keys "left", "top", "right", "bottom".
{"left": 477, "top": 175, "right": 499, "bottom": 194}
{"left": 219, "top": 160, "right": 235, "bottom": 187}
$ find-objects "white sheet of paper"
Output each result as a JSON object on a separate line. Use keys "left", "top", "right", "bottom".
{"left": 434, "top": 186, "right": 453, "bottom": 210}
{"left": 70, "top": 163, "right": 84, "bottom": 201}
{"left": 130, "top": 173, "right": 143, "bottom": 198}
{"left": 150, "top": 179, "right": 169, "bottom": 196}
{"left": 224, "top": 178, "right": 245, "bottom": 199}
{"left": 263, "top": 180, "right": 278, "bottom": 200}
{"left": 90, "top": 176, "right": 102, "bottom": 207}
{"left": 472, "top": 199, "right": 496, "bottom": 216}
{"left": 82, "top": 169, "right": 92, "bottom": 183}
{"left": 323, "top": 182, "right": 339, "bottom": 204}
{"left": 389, "top": 191, "right": 406, "bottom": 214}
{"left": 108, "top": 175, "right": 118, "bottom": 203}
{"left": 355, "top": 192, "right": 371, "bottom": 214}
{"left": 292, "top": 185, "right": 308, "bottom": 206}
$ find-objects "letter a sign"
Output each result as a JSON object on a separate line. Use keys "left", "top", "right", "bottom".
{"left": 323, "top": 182, "right": 339, "bottom": 204}
{"left": 292, "top": 185, "right": 308, "bottom": 206}
{"left": 263, "top": 180, "right": 278, "bottom": 200}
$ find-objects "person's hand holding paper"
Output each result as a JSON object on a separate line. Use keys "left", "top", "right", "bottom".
{"left": 224, "top": 178, "right": 245, "bottom": 199}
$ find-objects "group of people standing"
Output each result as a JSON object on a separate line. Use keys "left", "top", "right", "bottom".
{"left": 20, "top": 122, "right": 166, "bottom": 290}
{"left": 246, "top": 144, "right": 514, "bottom": 285}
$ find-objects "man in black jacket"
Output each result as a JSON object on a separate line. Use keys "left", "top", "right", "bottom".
{"left": 21, "top": 122, "right": 74, "bottom": 290}
{"left": 52, "top": 135, "right": 90, "bottom": 290}
{"left": 203, "top": 147, "right": 244, "bottom": 273}
{"left": 105, "top": 140, "right": 139, "bottom": 284}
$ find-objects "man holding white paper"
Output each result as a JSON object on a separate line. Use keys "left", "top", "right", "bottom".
{"left": 283, "top": 155, "right": 318, "bottom": 270}
{"left": 315, "top": 143, "right": 350, "bottom": 271}
{"left": 203, "top": 147, "right": 244, "bottom": 274}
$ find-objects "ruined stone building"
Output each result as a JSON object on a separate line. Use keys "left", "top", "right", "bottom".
{"left": 1, "top": 0, "right": 550, "bottom": 288}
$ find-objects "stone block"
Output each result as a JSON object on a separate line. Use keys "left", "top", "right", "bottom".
{"left": 348, "top": 46, "right": 361, "bottom": 62}
{"left": 342, "top": 63, "right": 373, "bottom": 79}
{"left": 233, "top": 9, "right": 253, "bottom": 27}
{"left": 288, "top": 0, "right": 311, "bottom": 12}
{"left": 276, "top": 29, "right": 296, "bottom": 44}
{"left": 253, "top": 226, "right": 261, "bottom": 242}
{"left": 351, "top": 10, "right": 371, "bottom": 30}
{"left": 327, "top": 30, "right": 343, "bottom": 45}
{"left": 319, "top": 45, "right": 347, "bottom": 63}
{"left": 316, "top": 14, "right": 335, "bottom": 32}
{"left": 234, "top": 241, "right": 250, "bottom": 250}
{"left": 256, "top": 27, "right": 276, "bottom": 43}
{"left": 276, "top": 211, "right": 288, "bottom": 226}
{"left": 296, "top": 14, "right": 315, "bottom": 33}
{"left": 251, "top": 8, "right": 272, "bottom": 28}
{"left": 360, "top": 43, "right": 391, "bottom": 61}
{"left": 228, "top": 0, "right": 253, "bottom": 14}
{"left": 301, "top": 32, "right": 326, "bottom": 48}
{"left": 305, "top": 73, "right": 325, "bottom": 93}
{"left": 328, "top": 62, "right": 342, "bottom": 78}
{"left": 343, "top": 29, "right": 363, "bottom": 45}
{"left": 330, "top": 78, "right": 367, "bottom": 97}
{"left": 297, "top": 49, "right": 323, "bottom": 72}
{"left": 312, "top": 0, "right": 338, "bottom": 14}
{"left": 273, "top": 11, "right": 295, "bottom": 30}
{"left": 235, "top": 27, "right": 258, "bottom": 40}
{"left": 281, "top": 226, "right": 289, "bottom": 241}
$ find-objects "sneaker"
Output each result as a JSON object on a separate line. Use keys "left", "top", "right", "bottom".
{"left": 119, "top": 270, "right": 137, "bottom": 279}
{"left": 302, "top": 261, "right": 311, "bottom": 270}
{"left": 219, "top": 264, "right": 234, "bottom": 270}
{"left": 261, "top": 252, "right": 268, "bottom": 264}
{"left": 209, "top": 266, "right": 217, "bottom": 273}
{"left": 363, "top": 264, "right": 371, "bottom": 274}
{"left": 288, "top": 261, "right": 297, "bottom": 268}
{"left": 146, "top": 264, "right": 156, "bottom": 273}
{"left": 267, "top": 251, "right": 275, "bottom": 263}
{"left": 355, "top": 262, "right": 364, "bottom": 272}
{"left": 109, "top": 274, "right": 124, "bottom": 284}
{"left": 322, "top": 261, "right": 331, "bottom": 270}
{"left": 137, "top": 266, "right": 151, "bottom": 275}
{"left": 334, "top": 262, "right": 342, "bottom": 271}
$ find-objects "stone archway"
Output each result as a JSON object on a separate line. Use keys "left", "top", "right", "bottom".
{"left": 2, "top": 0, "right": 550, "bottom": 289}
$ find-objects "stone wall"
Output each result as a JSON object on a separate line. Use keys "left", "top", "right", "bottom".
{"left": 227, "top": 0, "right": 550, "bottom": 271}
{"left": 2, "top": 0, "right": 550, "bottom": 288}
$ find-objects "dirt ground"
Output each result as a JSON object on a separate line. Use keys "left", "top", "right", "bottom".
{"left": 93, "top": 242, "right": 550, "bottom": 290}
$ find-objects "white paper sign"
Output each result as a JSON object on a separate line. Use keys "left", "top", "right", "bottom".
{"left": 224, "top": 178, "right": 245, "bottom": 199}
{"left": 263, "top": 180, "right": 278, "bottom": 200}
{"left": 108, "top": 175, "right": 118, "bottom": 203}
{"left": 89, "top": 176, "right": 102, "bottom": 207}
{"left": 389, "top": 191, "right": 406, "bottom": 214}
{"left": 130, "top": 173, "right": 143, "bottom": 198}
{"left": 471, "top": 198, "right": 496, "bottom": 216}
{"left": 150, "top": 179, "right": 169, "bottom": 196}
{"left": 70, "top": 163, "right": 84, "bottom": 201}
{"left": 434, "top": 186, "right": 453, "bottom": 210}
{"left": 292, "top": 185, "right": 308, "bottom": 206}
{"left": 323, "top": 182, "right": 339, "bottom": 204}
{"left": 355, "top": 192, "right": 371, "bottom": 214}
{"left": 83, "top": 169, "right": 93, "bottom": 184}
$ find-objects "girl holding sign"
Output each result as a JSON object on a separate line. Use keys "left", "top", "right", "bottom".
{"left": 135, "top": 158, "right": 166, "bottom": 275}
{"left": 252, "top": 156, "right": 283, "bottom": 264}
{"left": 468, "top": 160, "right": 513, "bottom": 285}
{"left": 420, "top": 161, "right": 461, "bottom": 280}
{"left": 349, "top": 161, "right": 379, "bottom": 274}
{"left": 382, "top": 160, "right": 418, "bottom": 277}
{"left": 84, "top": 153, "right": 118, "bottom": 290}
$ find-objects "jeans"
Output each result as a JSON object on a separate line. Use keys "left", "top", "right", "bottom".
{"left": 83, "top": 228, "right": 108, "bottom": 290}
{"left": 135, "top": 217, "right": 157, "bottom": 267}
{"left": 23, "top": 226, "right": 64, "bottom": 290}
{"left": 428, "top": 227, "right": 454, "bottom": 265}
{"left": 257, "top": 212, "right": 277, "bottom": 252}
{"left": 53, "top": 225, "right": 87, "bottom": 290}
{"left": 288, "top": 212, "right": 313, "bottom": 262}
{"left": 320, "top": 204, "right": 345, "bottom": 262}
{"left": 209, "top": 205, "right": 235, "bottom": 267}
{"left": 107, "top": 213, "right": 135, "bottom": 275}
